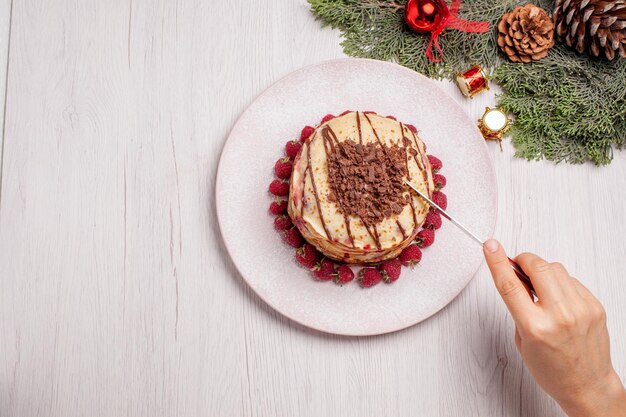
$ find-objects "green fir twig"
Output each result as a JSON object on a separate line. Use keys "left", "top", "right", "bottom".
{"left": 308, "top": 0, "right": 626, "bottom": 165}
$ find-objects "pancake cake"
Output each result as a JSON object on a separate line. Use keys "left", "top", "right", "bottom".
{"left": 288, "top": 111, "right": 434, "bottom": 264}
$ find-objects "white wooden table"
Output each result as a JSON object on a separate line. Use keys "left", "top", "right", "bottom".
{"left": 0, "top": 1, "right": 624, "bottom": 416}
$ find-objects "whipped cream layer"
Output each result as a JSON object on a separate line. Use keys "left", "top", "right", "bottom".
{"left": 288, "top": 112, "right": 434, "bottom": 263}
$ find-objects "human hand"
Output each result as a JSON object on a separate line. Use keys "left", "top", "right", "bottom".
{"left": 483, "top": 239, "right": 626, "bottom": 417}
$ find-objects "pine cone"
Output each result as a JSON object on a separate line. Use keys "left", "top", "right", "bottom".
{"left": 554, "top": 0, "right": 626, "bottom": 60}
{"left": 498, "top": 4, "right": 555, "bottom": 63}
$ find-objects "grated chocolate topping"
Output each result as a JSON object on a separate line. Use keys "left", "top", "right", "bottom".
{"left": 327, "top": 139, "right": 410, "bottom": 226}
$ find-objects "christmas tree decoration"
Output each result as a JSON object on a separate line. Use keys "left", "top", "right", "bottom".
{"left": 554, "top": 0, "right": 626, "bottom": 60}
{"left": 497, "top": 4, "right": 555, "bottom": 63}
{"left": 308, "top": 0, "right": 626, "bottom": 164}
{"left": 404, "top": 0, "right": 490, "bottom": 62}
{"left": 477, "top": 107, "right": 512, "bottom": 150}
{"left": 404, "top": 0, "right": 449, "bottom": 33}
{"left": 455, "top": 64, "right": 489, "bottom": 98}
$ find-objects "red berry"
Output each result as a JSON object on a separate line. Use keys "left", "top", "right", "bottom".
{"left": 274, "top": 157, "right": 293, "bottom": 180}
{"left": 313, "top": 258, "right": 336, "bottom": 281}
{"left": 399, "top": 244, "right": 422, "bottom": 267}
{"left": 269, "top": 180, "right": 289, "bottom": 196}
{"left": 285, "top": 140, "right": 302, "bottom": 160}
{"left": 321, "top": 114, "right": 335, "bottom": 124}
{"left": 300, "top": 126, "right": 315, "bottom": 143}
{"left": 423, "top": 210, "right": 442, "bottom": 230}
{"left": 334, "top": 265, "right": 355, "bottom": 285}
{"left": 431, "top": 191, "right": 447, "bottom": 210}
{"left": 427, "top": 155, "right": 442, "bottom": 173}
{"left": 339, "top": 110, "right": 353, "bottom": 116}
{"left": 296, "top": 243, "right": 321, "bottom": 269}
{"left": 283, "top": 227, "right": 303, "bottom": 248}
{"left": 359, "top": 268, "right": 382, "bottom": 288}
{"left": 433, "top": 173, "right": 446, "bottom": 190}
{"left": 386, "top": 115, "right": 397, "bottom": 121}
{"left": 269, "top": 200, "right": 288, "bottom": 215}
{"left": 379, "top": 259, "right": 402, "bottom": 283}
{"left": 406, "top": 124, "right": 417, "bottom": 133}
{"left": 274, "top": 215, "right": 293, "bottom": 231}
{"left": 416, "top": 228, "right": 435, "bottom": 248}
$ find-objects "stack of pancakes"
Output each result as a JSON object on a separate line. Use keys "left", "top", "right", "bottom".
{"left": 288, "top": 111, "right": 434, "bottom": 264}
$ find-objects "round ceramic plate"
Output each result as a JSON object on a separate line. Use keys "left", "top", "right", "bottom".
{"left": 216, "top": 59, "right": 497, "bottom": 336}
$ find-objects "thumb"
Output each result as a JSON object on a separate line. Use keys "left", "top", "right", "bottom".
{"left": 483, "top": 239, "right": 535, "bottom": 323}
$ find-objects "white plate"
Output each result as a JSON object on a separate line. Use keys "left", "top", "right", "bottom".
{"left": 216, "top": 59, "right": 497, "bottom": 336}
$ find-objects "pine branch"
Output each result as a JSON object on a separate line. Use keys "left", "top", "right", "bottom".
{"left": 362, "top": 0, "right": 405, "bottom": 11}
{"left": 308, "top": 0, "right": 626, "bottom": 164}
{"left": 494, "top": 45, "right": 626, "bottom": 165}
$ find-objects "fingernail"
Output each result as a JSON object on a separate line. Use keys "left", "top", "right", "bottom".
{"left": 484, "top": 239, "right": 499, "bottom": 253}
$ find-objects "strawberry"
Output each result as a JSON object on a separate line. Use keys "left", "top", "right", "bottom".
{"left": 427, "top": 155, "right": 442, "bottom": 173}
{"left": 431, "top": 191, "right": 447, "bottom": 210}
{"left": 386, "top": 115, "right": 397, "bottom": 121}
{"left": 269, "top": 200, "right": 288, "bottom": 215}
{"left": 334, "top": 265, "right": 355, "bottom": 285}
{"left": 300, "top": 126, "right": 315, "bottom": 143}
{"left": 359, "top": 268, "right": 382, "bottom": 288}
{"left": 339, "top": 110, "right": 353, "bottom": 116}
{"left": 274, "top": 157, "right": 293, "bottom": 180}
{"left": 423, "top": 210, "right": 442, "bottom": 230}
{"left": 283, "top": 227, "right": 303, "bottom": 248}
{"left": 296, "top": 243, "right": 321, "bottom": 269}
{"left": 274, "top": 215, "right": 293, "bottom": 231}
{"left": 380, "top": 259, "right": 402, "bottom": 283}
{"left": 406, "top": 124, "right": 418, "bottom": 133}
{"left": 433, "top": 173, "right": 446, "bottom": 190}
{"left": 416, "top": 228, "right": 435, "bottom": 248}
{"left": 313, "top": 258, "right": 336, "bottom": 281}
{"left": 321, "top": 114, "right": 335, "bottom": 124}
{"left": 399, "top": 244, "right": 422, "bottom": 267}
{"left": 269, "top": 179, "right": 289, "bottom": 196}
{"left": 285, "top": 140, "right": 302, "bottom": 160}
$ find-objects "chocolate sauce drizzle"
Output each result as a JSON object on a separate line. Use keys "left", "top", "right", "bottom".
{"left": 372, "top": 225, "right": 381, "bottom": 249}
{"left": 306, "top": 141, "right": 333, "bottom": 240}
{"left": 321, "top": 125, "right": 355, "bottom": 247}
{"left": 409, "top": 127, "right": 431, "bottom": 198}
{"left": 360, "top": 218, "right": 381, "bottom": 250}
{"left": 363, "top": 112, "right": 386, "bottom": 152}
{"left": 356, "top": 111, "right": 363, "bottom": 144}
{"left": 396, "top": 220, "right": 406, "bottom": 239}
{"left": 322, "top": 125, "right": 339, "bottom": 150}
{"left": 300, "top": 167, "right": 306, "bottom": 217}
{"left": 399, "top": 122, "right": 419, "bottom": 227}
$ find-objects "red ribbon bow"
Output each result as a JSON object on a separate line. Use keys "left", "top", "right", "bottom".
{"left": 405, "top": 0, "right": 491, "bottom": 62}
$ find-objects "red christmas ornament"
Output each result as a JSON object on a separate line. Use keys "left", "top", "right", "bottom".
{"left": 405, "top": 0, "right": 450, "bottom": 34}
{"left": 404, "top": 0, "right": 491, "bottom": 62}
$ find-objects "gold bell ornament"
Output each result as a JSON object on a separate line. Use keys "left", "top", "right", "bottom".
{"left": 477, "top": 107, "right": 512, "bottom": 150}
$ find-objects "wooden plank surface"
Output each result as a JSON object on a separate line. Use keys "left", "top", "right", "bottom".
{"left": 0, "top": 1, "right": 623, "bottom": 416}
{"left": 0, "top": 0, "right": 12, "bottom": 192}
